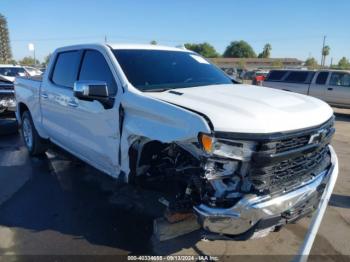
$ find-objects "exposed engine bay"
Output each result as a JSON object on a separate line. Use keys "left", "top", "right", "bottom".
{"left": 130, "top": 140, "right": 248, "bottom": 213}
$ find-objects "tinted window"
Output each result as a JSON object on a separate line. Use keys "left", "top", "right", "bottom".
{"left": 265, "top": 70, "right": 287, "bottom": 81}
{"left": 284, "top": 71, "right": 309, "bottom": 83}
{"left": 79, "top": 50, "right": 117, "bottom": 96}
{"left": 113, "top": 50, "right": 231, "bottom": 91}
{"left": 329, "top": 72, "right": 350, "bottom": 87}
{"left": 0, "top": 67, "right": 26, "bottom": 77}
{"left": 51, "top": 51, "right": 80, "bottom": 88}
{"left": 316, "top": 72, "right": 329, "bottom": 85}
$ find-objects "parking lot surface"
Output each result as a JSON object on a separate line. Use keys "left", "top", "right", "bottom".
{"left": 0, "top": 108, "right": 349, "bottom": 261}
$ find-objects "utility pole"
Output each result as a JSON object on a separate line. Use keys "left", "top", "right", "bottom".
{"left": 104, "top": 35, "right": 107, "bottom": 43}
{"left": 321, "top": 35, "right": 326, "bottom": 67}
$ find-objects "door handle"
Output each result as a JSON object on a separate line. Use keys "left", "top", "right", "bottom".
{"left": 68, "top": 101, "right": 78, "bottom": 107}
{"left": 41, "top": 93, "right": 48, "bottom": 99}
{"left": 327, "top": 87, "right": 333, "bottom": 91}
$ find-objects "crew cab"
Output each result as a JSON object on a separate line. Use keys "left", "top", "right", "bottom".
{"left": 263, "top": 69, "right": 350, "bottom": 108}
{"left": 15, "top": 44, "right": 338, "bottom": 239}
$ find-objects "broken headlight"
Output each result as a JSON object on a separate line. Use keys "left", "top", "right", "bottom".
{"left": 199, "top": 133, "right": 256, "bottom": 161}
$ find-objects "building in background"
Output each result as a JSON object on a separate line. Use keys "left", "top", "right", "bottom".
{"left": 210, "top": 57, "right": 304, "bottom": 70}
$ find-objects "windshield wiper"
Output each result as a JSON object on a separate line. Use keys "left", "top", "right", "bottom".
{"left": 142, "top": 88, "right": 174, "bottom": 92}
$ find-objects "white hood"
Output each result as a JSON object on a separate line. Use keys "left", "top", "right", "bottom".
{"left": 147, "top": 84, "right": 333, "bottom": 134}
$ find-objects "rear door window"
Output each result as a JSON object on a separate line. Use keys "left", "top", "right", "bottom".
{"left": 284, "top": 71, "right": 310, "bottom": 83}
{"left": 265, "top": 70, "right": 287, "bottom": 81}
{"left": 315, "top": 72, "right": 329, "bottom": 85}
{"left": 51, "top": 51, "right": 80, "bottom": 88}
{"left": 78, "top": 50, "right": 117, "bottom": 96}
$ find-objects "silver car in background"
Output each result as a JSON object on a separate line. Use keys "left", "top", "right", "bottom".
{"left": 263, "top": 69, "right": 350, "bottom": 109}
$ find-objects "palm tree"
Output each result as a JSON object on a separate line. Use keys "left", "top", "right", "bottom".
{"left": 258, "top": 43, "right": 272, "bottom": 58}
{"left": 322, "top": 45, "right": 330, "bottom": 67}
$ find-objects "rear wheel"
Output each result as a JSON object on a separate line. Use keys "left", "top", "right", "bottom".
{"left": 21, "top": 111, "right": 47, "bottom": 155}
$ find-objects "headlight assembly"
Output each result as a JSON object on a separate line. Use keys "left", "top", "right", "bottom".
{"left": 199, "top": 133, "right": 256, "bottom": 161}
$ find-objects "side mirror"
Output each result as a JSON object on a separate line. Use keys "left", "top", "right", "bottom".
{"left": 74, "top": 80, "right": 109, "bottom": 100}
{"left": 73, "top": 80, "right": 114, "bottom": 108}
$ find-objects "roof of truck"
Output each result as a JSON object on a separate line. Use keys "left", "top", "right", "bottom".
{"left": 107, "top": 43, "right": 191, "bottom": 52}
{"left": 318, "top": 69, "right": 350, "bottom": 73}
{"left": 55, "top": 43, "right": 193, "bottom": 54}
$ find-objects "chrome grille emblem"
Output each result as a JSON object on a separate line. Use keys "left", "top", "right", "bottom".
{"left": 308, "top": 128, "right": 328, "bottom": 144}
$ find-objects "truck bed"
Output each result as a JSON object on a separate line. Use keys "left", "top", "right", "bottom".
{"left": 15, "top": 76, "right": 43, "bottom": 124}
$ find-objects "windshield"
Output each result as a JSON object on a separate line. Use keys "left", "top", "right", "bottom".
{"left": 113, "top": 49, "right": 232, "bottom": 91}
{"left": 0, "top": 67, "right": 26, "bottom": 77}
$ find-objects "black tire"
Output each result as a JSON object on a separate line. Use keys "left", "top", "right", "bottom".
{"left": 21, "top": 111, "right": 47, "bottom": 156}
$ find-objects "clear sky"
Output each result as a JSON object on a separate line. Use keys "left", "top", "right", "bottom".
{"left": 1, "top": 0, "right": 349, "bottom": 64}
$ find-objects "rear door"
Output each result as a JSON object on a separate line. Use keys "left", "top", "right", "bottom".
{"left": 308, "top": 71, "right": 329, "bottom": 100}
{"left": 324, "top": 72, "right": 350, "bottom": 106}
{"left": 41, "top": 50, "right": 81, "bottom": 146}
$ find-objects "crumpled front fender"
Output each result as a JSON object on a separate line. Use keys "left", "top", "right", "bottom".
{"left": 119, "top": 91, "right": 211, "bottom": 181}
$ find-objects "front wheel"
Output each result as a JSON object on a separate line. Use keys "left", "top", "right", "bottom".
{"left": 21, "top": 111, "right": 47, "bottom": 156}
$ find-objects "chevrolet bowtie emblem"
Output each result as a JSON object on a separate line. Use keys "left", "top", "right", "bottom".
{"left": 308, "top": 129, "right": 327, "bottom": 144}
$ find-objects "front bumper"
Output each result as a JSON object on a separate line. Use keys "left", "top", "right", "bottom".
{"left": 194, "top": 145, "right": 338, "bottom": 237}
{"left": 0, "top": 91, "right": 16, "bottom": 112}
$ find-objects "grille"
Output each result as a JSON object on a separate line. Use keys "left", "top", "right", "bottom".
{"left": 276, "top": 136, "right": 310, "bottom": 153}
{"left": 249, "top": 117, "right": 334, "bottom": 194}
{"left": 0, "top": 83, "right": 14, "bottom": 90}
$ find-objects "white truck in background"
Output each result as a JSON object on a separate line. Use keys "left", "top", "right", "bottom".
{"left": 263, "top": 69, "right": 350, "bottom": 109}
{"left": 15, "top": 43, "right": 338, "bottom": 241}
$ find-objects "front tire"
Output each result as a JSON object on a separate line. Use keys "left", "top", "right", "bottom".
{"left": 21, "top": 111, "right": 47, "bottom": 156}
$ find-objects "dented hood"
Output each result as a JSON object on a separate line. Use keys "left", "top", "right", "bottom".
{"left": 146, "top": 84, "right": 333, "bottom": 133}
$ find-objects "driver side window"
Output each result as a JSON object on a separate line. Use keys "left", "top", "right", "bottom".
{"left": 78, "top": 50, "right": 118, "bottom": 96}
{"left": 329, "top": 72, "right": 350, "bottom": 87}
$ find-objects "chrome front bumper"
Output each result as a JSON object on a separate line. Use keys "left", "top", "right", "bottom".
{"left": 194, "top": 145, "right": 338, "bottom": 236}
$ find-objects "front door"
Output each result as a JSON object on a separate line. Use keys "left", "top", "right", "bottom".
{"left": 42, "top": 48, "right": 121, "bottom": 177}
{"left": 325, "top": 72, "right": 350, "bottom": 106}
{"left": 67, "top": 49, "right": 121, "bottom": 176}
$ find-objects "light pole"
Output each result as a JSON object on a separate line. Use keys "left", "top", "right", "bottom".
{"left": 28, "top": 43, "right": 35, "bottom": 66}
{"left": 321, "top": 36, "right": 326, "bottom": 67}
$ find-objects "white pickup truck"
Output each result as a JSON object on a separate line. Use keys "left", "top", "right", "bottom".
{"left": 263, "top": 69, "right": 350, "bottom": 109}
{"left": 15, "top": 44, "right": 338, "bottom": 239}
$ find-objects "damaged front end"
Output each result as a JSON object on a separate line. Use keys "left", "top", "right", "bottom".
{"left": 0, "top": 80, "right": 16, "bottom": 113}
{"left": 131, "top": 117, "right": 337, "bottom": 239}
{"left": 0, "top": 95, "right": 16, "bottom": 113}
